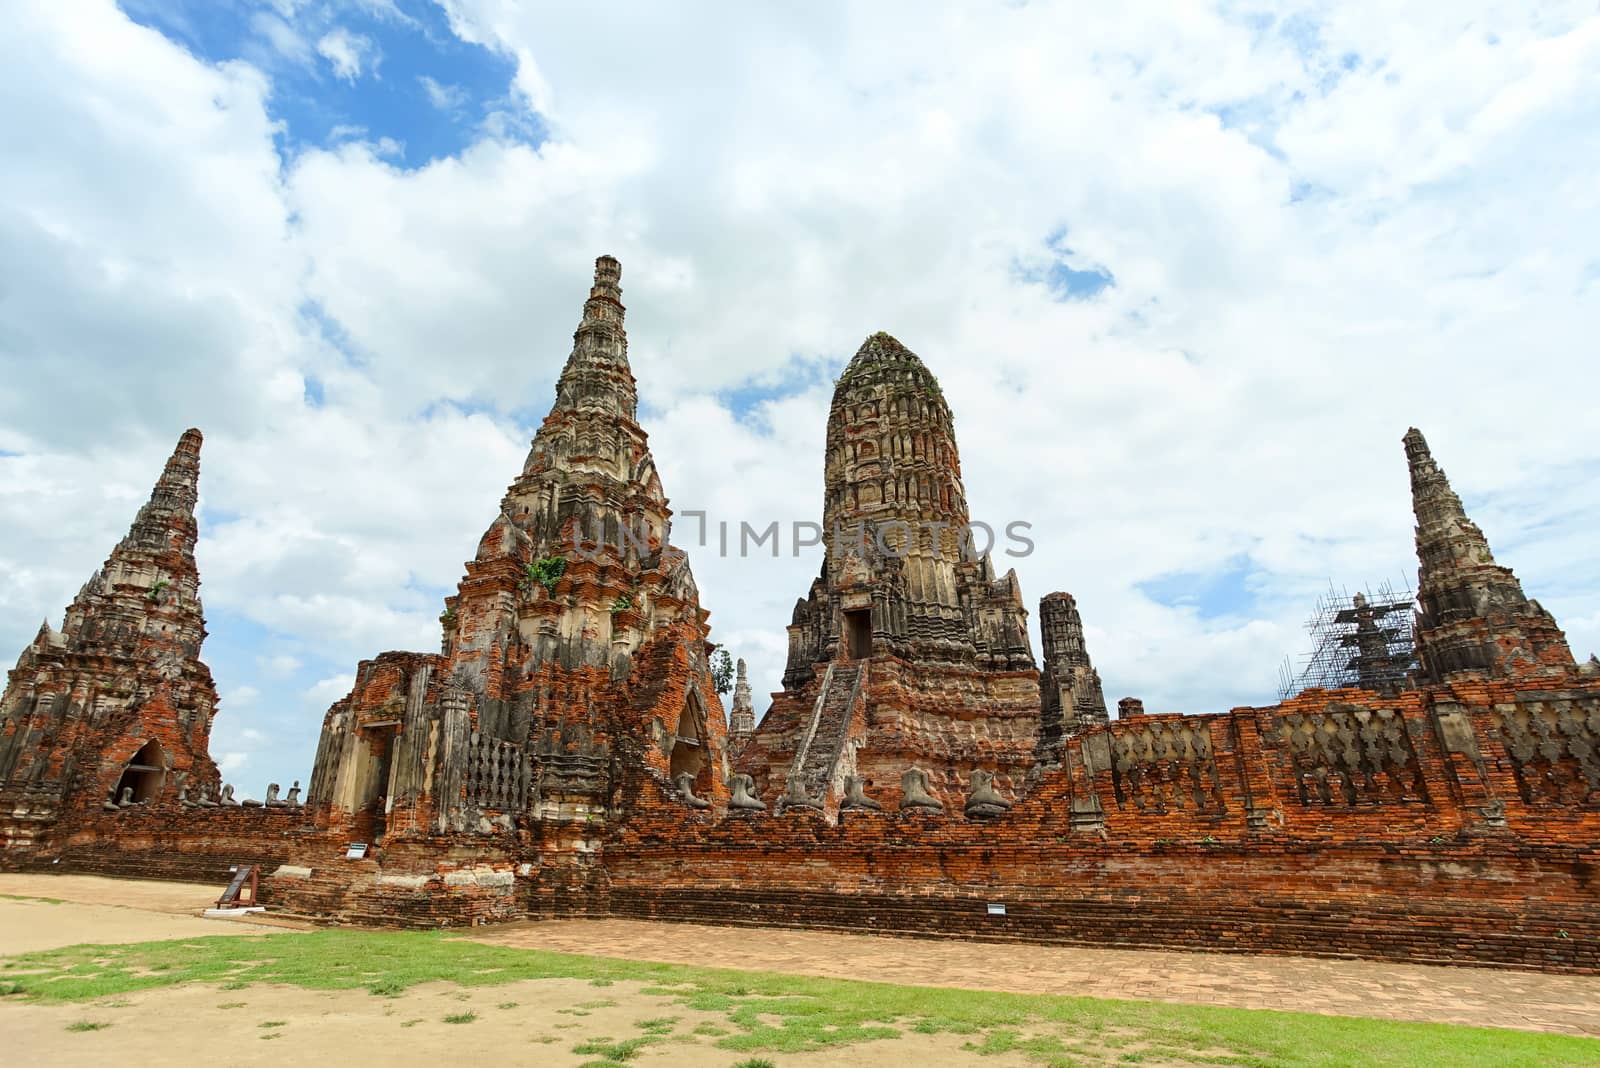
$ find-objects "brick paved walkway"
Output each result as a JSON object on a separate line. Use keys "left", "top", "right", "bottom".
{"left": 5, "top": 875, "right": 1597, "bottom": 1037}
{"left": 472, "top": 918, "right": 1600, "bottom": 1037}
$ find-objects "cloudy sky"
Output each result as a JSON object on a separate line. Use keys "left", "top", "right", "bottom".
{"left": 2, "top": 1, "right": 1597, "bottom": 798}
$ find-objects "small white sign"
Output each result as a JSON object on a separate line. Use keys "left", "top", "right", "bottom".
{"left": 986, "top": 903, "right": 1006, "bottom": 916}
{"left": 346, "top": 843, "right": 368, "bottom": 859}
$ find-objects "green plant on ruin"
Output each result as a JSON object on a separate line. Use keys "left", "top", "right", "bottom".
{"left": 146, "top": 579, "right": 169, "bottom": 602}
{"left": 610, "top": 593, "right": 633, "bottom": 614}
{"left": 439, "top": 607, "right": 457, "bottom": 627}
{"left": 521, "top": 556, "right": 567, "bottom": 595}
{"left": 710, "top": 646, "right": 734, "bottom": 695}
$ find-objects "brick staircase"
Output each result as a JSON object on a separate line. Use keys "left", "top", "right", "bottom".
{"left": 788, "top": 660, "right": 866, "bottom": 804}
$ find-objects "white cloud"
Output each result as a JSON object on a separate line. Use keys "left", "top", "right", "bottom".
{"left": 259, "top": 654, "right": 303, "bottom": 677}
{"left": 418, "top": 74, "right": 468, "bottom": 111}
{"left": 249, "top": 12, "right": 313, "bottom": 69}
{"left": 224, "top": 686, "right": 262, "bottom": 708}
{"left": 316, "top": 27, "right": 378, "bottom": 83}
{"left": 1, "top": 0, "right": 1597, "bottom": 800}
{"left": 305, "top": 674, "right": 356, "bottom": 708}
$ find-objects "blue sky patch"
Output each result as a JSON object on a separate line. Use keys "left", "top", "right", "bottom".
{"left": 1045, "top": 261, "right": 1115, "bottom": 299}
{"left": 1015, "top": 256, "right": 1115, "bottom": 301}
{"left": 715, "top": 357, "right": 833, "bottom": 425}
{"left": 1137, "top": 554, "right": 1263, "bottom": 620}
{"left": 200, "top": 604, "right": 345, "bottom": 789}
{"left": 120, "top": 0, "right": 536, "bottom": 166}
{"left": 300, "top": 299, "right": 366, "bottom": 367}
{"left": 1016, "top": 230, "right": 1117, "bottom": 301}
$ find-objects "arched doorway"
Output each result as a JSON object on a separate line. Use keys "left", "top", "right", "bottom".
{"left": 669, "top": 690, "right": 707, "bottom": 787}
{"left": 112, "top": 739, "right": 166, "bottom": 804}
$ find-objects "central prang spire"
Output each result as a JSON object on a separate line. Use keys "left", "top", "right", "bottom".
{"left": 552, "top": 254, "right": 637, "bottom": 420}
{"left": 823, "top": 331, "right": 968, "bottom": 546}
{"left": 510, "top": 254, "right": 666, "bottom": 549}
{"left": 745, "top": 331, "right": 1040, "bottom": 816}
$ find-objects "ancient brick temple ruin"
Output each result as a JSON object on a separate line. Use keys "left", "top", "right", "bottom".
{"left": 292, "top": 254, "right": 729, "bottom": 915}
{"left": 3, "top": 256, "right": 1599, "bottom": 974}
{"left": 0, "top": 430, "right": 223, "bottom": 849}
{"left": 734, "top": 333, "right": 1040, "bottom": 815}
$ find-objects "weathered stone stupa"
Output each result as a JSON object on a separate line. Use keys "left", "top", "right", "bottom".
{"left": 305, "top": 256, "right": 729, "bottom": 847}
{"left": 1405, "top": 428, "right": 1576, "bottom": 682}
{"left": 0, "top": 430, "right": 223, "bottom": 847}
{"left": 728, "top": 658, "right": 755, "bottom": 743}
{"left": 736, "top": 333, "right": 1040, "bottom": 812}
{"left": 1036, "top": 591, "right": 1110, "bottom": 768}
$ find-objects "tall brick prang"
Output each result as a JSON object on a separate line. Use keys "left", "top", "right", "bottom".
{"left": 738, "top": 333, "right": 1041, "bottom": 813}
{"left": 1406, "top": 428, "right": 1576, "bottom": 682}
{"left": 0, "top": 429, "right": 222, "bottom": 848}
{"left": 303, "top": 255, "right": 729, "bottom": 854}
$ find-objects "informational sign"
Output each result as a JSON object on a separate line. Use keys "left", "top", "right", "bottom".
{"left": 218, "top": 865, "right": 254, "bottom": 906}
{"left": 346, "top": 843, "right": 368, "bottom": 859}
{"left": 986, "top": 903, "right": 1006, "bottom": 916}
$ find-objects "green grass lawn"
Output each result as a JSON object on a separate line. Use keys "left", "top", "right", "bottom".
{"left": 1, "top": 928, "right": 1596, "bottom": 1068}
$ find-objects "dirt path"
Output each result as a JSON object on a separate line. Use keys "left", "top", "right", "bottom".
{"left": 3, "top": 873, "right": 1599, "bottom": 1039}
{"left": 0, "top": 871, "right": 242, "bottom": 913}
{"left": 0, "top": 874, "right": 279, "bottom": 954}
{"left": 471, "top": 918, "right": 1600, "bottom": 1037}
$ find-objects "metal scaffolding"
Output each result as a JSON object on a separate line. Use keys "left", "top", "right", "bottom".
{"left": 1277, "top": 580, "right": 1418, "bottom": 699}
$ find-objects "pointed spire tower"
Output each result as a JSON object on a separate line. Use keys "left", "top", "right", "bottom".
{"left": 0, "top": 428, "right": 221, "bottom": 822}
{"left": 60, "top": 428, "right": 208, "bottom": 658}
{"left": 305, "top": 256, "right": 729, "bottom": 838}
{"left": 439, "top": 255, "right": 687, "bottom": 681}
{"left": 1406, "top": 428, "right": 1574, "bottom": 682}
{"left": 497, "top": 254, "right": 669, "bottom": 562}
{"left": 550, "top": 254, "right": 637, "bottom": 419}
{"left": 728, "top": 658, "right": 755, "bottom": 740}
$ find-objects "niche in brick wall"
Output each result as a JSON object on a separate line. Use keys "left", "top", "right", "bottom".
{"left": 112, "top": 738, "right": 167, "bottom": 803}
